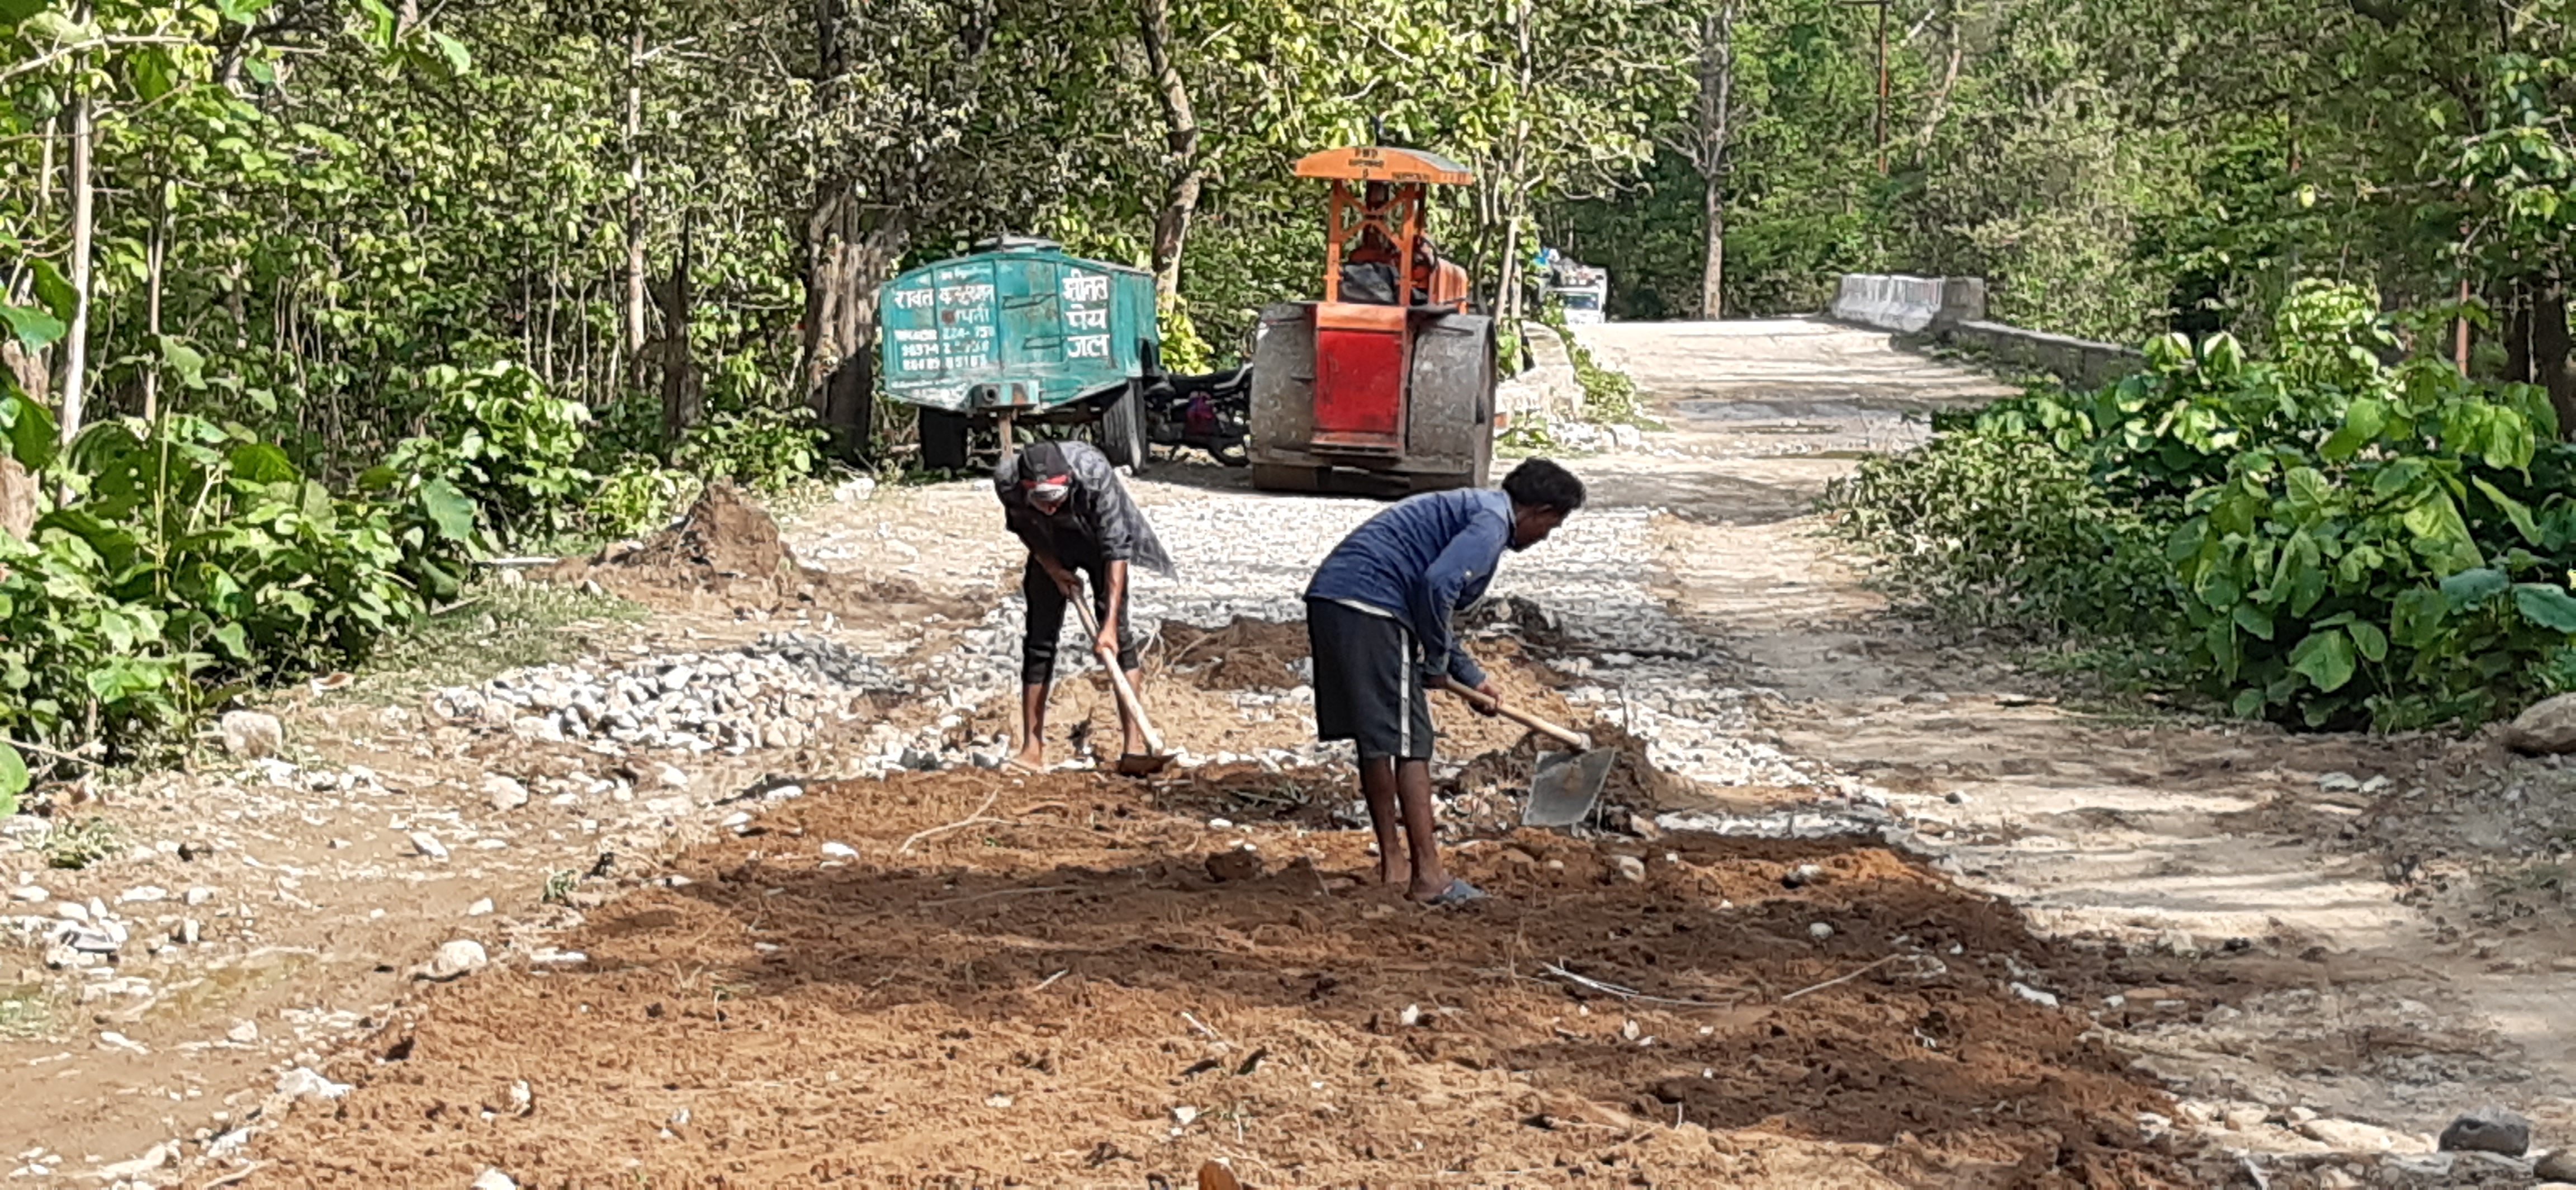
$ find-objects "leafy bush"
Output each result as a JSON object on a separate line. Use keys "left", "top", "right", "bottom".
{"left": 1827, "top": 280, "right": 2576, "bottom": 730}
{"left": 387, "top": 361, "right": 593, "bottom": 546}
{"left": 674, "top": 402, "right": 825, "bottom": 496}
{"left": 1534, "top": 298, "right": 1643, "bottom": 424}
{"left": 591, "top": 459, "right": 698, "bottom": 539}
{"left": 0, "top": 386, "right": 477, "bottom": 767}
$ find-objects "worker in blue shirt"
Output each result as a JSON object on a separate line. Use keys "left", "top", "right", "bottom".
{"left": 1303, "top": 458, "right": 1587, "bottom": 905}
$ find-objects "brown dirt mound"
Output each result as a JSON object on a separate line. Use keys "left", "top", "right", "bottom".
{"left": 242, "top": 769, "right": 2215, "bottom": 1187}
{"left": 1157, "top": 617, "right": 1308, "bottom": 691}
{"left": 544, "top": 482, "right": 953, "bottom": 620}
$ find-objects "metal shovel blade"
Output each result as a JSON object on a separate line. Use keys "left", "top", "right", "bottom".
{"left": 1522, "top": 748, "right": 1617, "bottom": 828}
{"left": 1115, "top": 752, "right": 1172, "bottom": 777}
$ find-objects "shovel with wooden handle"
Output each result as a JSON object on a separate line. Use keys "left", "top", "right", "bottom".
{"left": 1071, "top": 594, "right": 1172, "bottom": 776}
{"left": 1438, "top": 677, "right": 1617, "bottom": 827}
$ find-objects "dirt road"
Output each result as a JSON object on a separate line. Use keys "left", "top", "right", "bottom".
{"left": 7, "top": 318, "right": 2569, "bottom": 1186}
{"left": 1584, "top": 318, "right": 2576, "bottom": 1185}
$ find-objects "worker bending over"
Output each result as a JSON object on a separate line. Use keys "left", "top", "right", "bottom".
{"left": 994, "top": 440, "right": 1173, "bottom": 770}
{"left": 1303, "top": 459, "right": 1587, "bottom": 905}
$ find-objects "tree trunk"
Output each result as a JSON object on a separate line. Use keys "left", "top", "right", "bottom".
{"left": 623, "top": 25, "right": 650, "bottom": 384}
{"left": 58, "top": 88, "right": 95, "bottom": 449}
{"left": 799, "top": 190, "right": 903, "bottom": 460}
{"left": 657, "top": 211, "right": 701, "bottom": 446}
{"left": 2507, "top": 278, "right": 2534, "bottom": 383}
{"left": 2535, "top": 278, "right": 2576, "bottom": 437}
{"left": 1138, "top": 0, "right": 1201, "bottom": 306}
{"left": 143, "top": 176, "right": 167, "bottom": 423}
{"left": 1693, "top": 0, "right": 1737, "bottom": 320}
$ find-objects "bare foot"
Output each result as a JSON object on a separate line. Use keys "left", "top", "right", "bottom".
{"left": 1406, "top": 870, "right": 1456, "bottom": 903}
{"left": 1377, "top": 856, "right": 1410, "bottom": 887}
{"left": 1010, "top": 743, "right": 1045, "bottom": 770}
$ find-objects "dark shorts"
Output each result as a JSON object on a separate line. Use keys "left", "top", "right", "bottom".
{"left": 1305, "top": 596, "right": 1434, "bottom": 762}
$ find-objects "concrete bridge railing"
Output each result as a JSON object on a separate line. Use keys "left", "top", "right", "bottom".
{"left": 1831, "top": 273, "right": 2144, "bottom": 389}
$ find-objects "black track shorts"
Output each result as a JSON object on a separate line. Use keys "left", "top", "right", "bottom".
{"left": 1305, "top": 596, "right": 1434, "bottom": 761}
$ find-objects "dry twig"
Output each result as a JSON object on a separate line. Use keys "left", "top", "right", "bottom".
{"left": 1540, "top": 962, "right": 1739, "bottom": 1009}
{"left": 898, "top": 792, "right": 1001, "bottom": 854}
{"left": 1781, "top": 954, "right": 1906, "bottom": 1002}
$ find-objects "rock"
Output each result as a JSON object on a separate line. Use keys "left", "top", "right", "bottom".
{"left": 483, "top": 775, "right": 531, "bottom": 812}
{"left": 220, "top": 710, "right": 284, "bottom": 759}
{"left": 2317, "top": 772, "right": 2361, "bottom": 792}
{"left": 820, "top": 842, "right": 859, "bottom": 860}
{"left": 1782, "top": 863, "right": 1824, "bottom": 889}
{"left": 1808, "top": 922, "right": 1834, "bottom": 941}
{"left": 92, "top": 1142, "right": 175, "bottom": 1179}
{"left": 1611, "top": 855, "right": 1647, "bottom": 883}
{"left": 2537, "top": 1150, "right": 2576, "bottom": 1182}
{"left": 2298, "top": 1118, "right": 2417, "bottom": 1153}
{"left": 2223, "top": 1105, "right": 2269, "bottom": 1132}
{"left": 276, "top": 1066, "right": 352, "bottom": 1101}
{"left": 119, "top": 886, "right": 167, "bottom": 903}
{"left": 424, "top": 939, "right": 489, "bottom": 981}
{"left": 2009, "top": 982, "right": 2060, "bottom": 1009}
{"left": 409, "top": 832, "right": 451, "bottom": 861}
{"left": 472, "top": 1169, "right": 518, "bottom": 1190}
{"left": 2507, "top": 693, "right": 2576, "bottom": 754}
{"left": 2440, "top": 1107, "right": 2531, "bottom": 1155}
{"left": 228, "top": 1020, "right": 259, "bottom": 1043}
{"left": 466, "top": 898, "right": 494, "bottom": 917}
{"left": 186, "top": 886, "right": 216, "bottom": 906}
{"left": 1205, "top": 848, "right": 1265, "bottom": 883}
{"left": 7, "top": 884, "right": 44, "bottom": 902}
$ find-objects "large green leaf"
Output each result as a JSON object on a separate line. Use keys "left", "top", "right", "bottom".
{"left": 417, "top": 478, "right": 479, "bottom": 542}
{"left": 2513, "top": 583, "right": 2576, "bottom": 633}
{"left": 2321, "top": 398, "right": 2385, "bottom": 461}
{"left": 0, "top": 743, "right": 23, "bottom": 817}
{"left": 2440, "top": 567, "right": 2509, "bottom": 608}
{"left": 0, "top": 395, "right": 56, "bottom": 471}
{"left": 2473, "top": 478, "right": 2542, "bottom": 546}
{"left": 2348, "top": 619, "right": 2389, "bottom": 663}
{"left": 2289, "top": 627, "right": 2357, "bottom": 692}
{"left": 0, "top": 303, "right": 65, "bottom": 351}
{"left": 27, "top": 261, "right": 77, "bottom": 324}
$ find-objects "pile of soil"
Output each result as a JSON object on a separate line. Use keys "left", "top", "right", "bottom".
{"left": 545, "top": 483, "right": 953, "bottom": 620}
{"left": 243, "top": 769, "right": 2215, "bottom": 1187}
{"left": 1157, "top": 617, "right": 1309, "bottom": 691}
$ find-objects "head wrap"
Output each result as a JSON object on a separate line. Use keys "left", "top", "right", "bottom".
{"left": 1018, "top": 441, "right": 1073, "bottom": 506}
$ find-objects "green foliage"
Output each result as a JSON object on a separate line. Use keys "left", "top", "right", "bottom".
{"left": 674, "top": 403, "right": 825, "bottom": 497}
{"left": 0, "top": 385, "right": 476, "bottom": 758}
{"left": 386, "top": 363, "right": 593, "bottom": 547}
{"left": 1831, "top": 281, "right": 2576, "bottom": 730}
{"left": 1535, "top": 300, "right": 1645, "bottom": 424}
{"left": 0, "top": 744, "right": 24, "bottom": 818}
{"left": 591, "top": 460, "right": 697, "bottom": 540}
{"left": 37, "top": 817, "right": 123, "bottom": 871}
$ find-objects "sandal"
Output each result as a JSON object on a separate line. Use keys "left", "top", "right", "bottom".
{"left": 1421, "top": 877, "right": 1489, "bottom": 908}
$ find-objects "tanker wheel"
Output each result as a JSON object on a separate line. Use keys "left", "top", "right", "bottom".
{"left": 1249, "top": 463, "right": 1323, "bottom": 493}
{"left": 1100, "top": 383, "right": 1150, "bottom": 473}
{"left": 919, "top": 408, "right": 971, "bottom": 473}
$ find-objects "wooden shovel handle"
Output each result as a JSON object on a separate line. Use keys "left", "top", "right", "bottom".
{"left": 1437, "top": 677, "right": 1592, "bottom": 750}
{"left": 1071, "top": 594, "right": 1167, "bottom": 756}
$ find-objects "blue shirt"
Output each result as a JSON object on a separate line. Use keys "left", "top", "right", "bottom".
{"left": 1305, "top": 488, "right": 1512, "bottom": 688}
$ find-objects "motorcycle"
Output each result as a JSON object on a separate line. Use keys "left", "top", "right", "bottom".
{"left": 1140, "top": 364, "right": 1252, "bottom": 466}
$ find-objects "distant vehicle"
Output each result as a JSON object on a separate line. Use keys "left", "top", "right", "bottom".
{"left": 1544, "top": 260, "right": 1609, "bottom": 325}
{"left": 876, "top": 237, "right": 1159, "bottom": 471}
{"left": 1247, "top": 144, "right": 1497, "bottom": 495}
